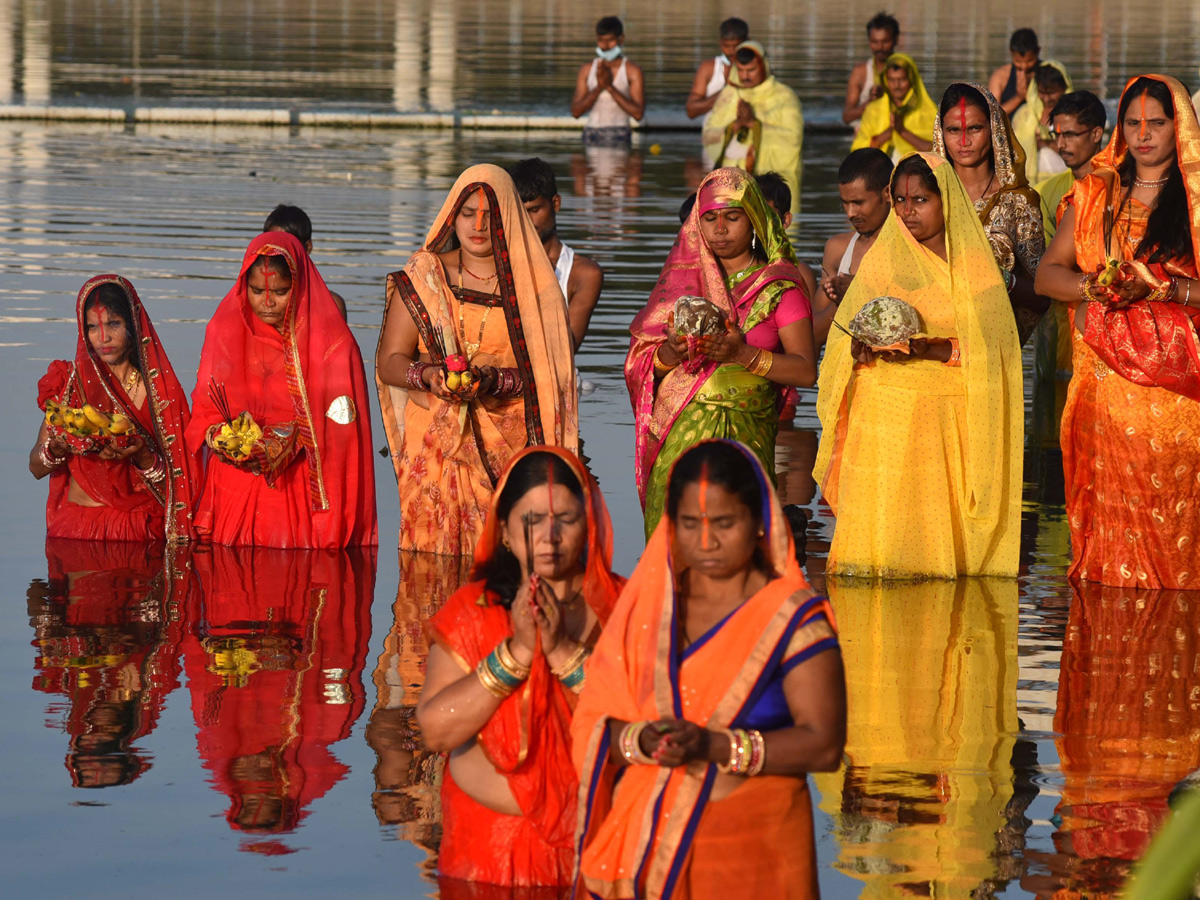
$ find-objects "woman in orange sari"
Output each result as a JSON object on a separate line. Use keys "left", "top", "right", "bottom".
{"left": 31, "top": 275, "right": 198, "bottom": 543}
{"left": 417, "top": 448, "right": 623, "bottom": 892}
{"left": 573, "top": 440, "right": 845, "bottom": 900}
{"left": 1035, "top": 75, "right": 1200, "bottom": 589}
{"left": 376, "top": 164, "right": 578, "bottom": 556}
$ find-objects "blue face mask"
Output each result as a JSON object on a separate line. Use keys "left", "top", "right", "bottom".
{"left": 595, "top": 44, "right": 623, "bottom": 62}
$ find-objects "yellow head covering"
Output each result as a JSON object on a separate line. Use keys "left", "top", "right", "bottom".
{"left": 850, "top": 53, "right": 938, "bottom": 158}
{"left": 1012, "top": 60, "right": 1074, "bottom": 182}
{"left": 814, "top": 152, "right": 1022, "bottom": 523}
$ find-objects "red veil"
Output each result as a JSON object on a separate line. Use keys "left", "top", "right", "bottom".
{"left": 37, "top": 274, "right": 199, "bottom": 543}
{"left": 186, "top": 232, "right": 377, "bottom": 548}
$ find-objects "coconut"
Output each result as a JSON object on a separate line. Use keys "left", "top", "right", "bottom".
{"left": 673, "top": 295, "right": 726, "bottom": 338}
{"left": 847, "top": 296, "right": 924, "bottom": 348}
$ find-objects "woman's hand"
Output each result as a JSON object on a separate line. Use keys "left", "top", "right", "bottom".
{"left": 659, "top": 312, "right": 691, "bottom": 367}
{"left": 907, "top": 337, "right": 953, "bottom": 363}
{"left": 474, "top": 365, "right": 499, "bottom": 397}
{"left": 509, "top": 579, "right": 540, "bottom": 663}
{"left": 98, "top": 437, "right": 148, "bottom": 464}
{"left": 528, "top": 578, "right": 566, "bottom": 653}
{"left": 1106, "top": 267, "right": 1152, "bottom": 306}
{"left": 850, "top": 337, "right": 877, "bottom": 365}
{"left": 647, "top": 720, "right": 711, "bottom": 767}
{"left": 46, "top": 434, "right": 71, "bottom": 459}
{"left": 696, "top": 319, "right": 747, "bottom": 364}
{"left": 424, "top": 366, "right": 464, "bottom": 402}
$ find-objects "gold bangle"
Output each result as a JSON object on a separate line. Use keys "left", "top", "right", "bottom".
{"left": 747, "top": 349, "right": 774, "bottom": 377}
{"left": 496, "top": 638, "right": 531, "bottom": 680}
{"left": 550, "top": 641, "right": 589, "bottom": 679}
{"left": 475, "top": 659, "right": 513, "bottom": 699}
{"left": 653, "top": 345, "right": 677, "bottom": 376}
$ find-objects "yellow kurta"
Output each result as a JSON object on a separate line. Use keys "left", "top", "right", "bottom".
{"left": 814, "top": 153, "right": 1023, "bottom": 578}
{"left": 812, "top": 577, "right": 1019, "bottom": 898}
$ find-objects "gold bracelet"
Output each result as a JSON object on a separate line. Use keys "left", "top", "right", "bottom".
{"left": 550, "top": 641, "right": 589, "bottom": 680}
{"left": 653, "top": 345, "right": 677, "bottom": 376}
{"left": 1183, "top": 280, "right": 1193, "bottom": 308}
{"left": 745, "top": 349, "right": 774, "bottom": 377}
{"left": 496, "top": 638, "right": 532, "bottom": 681}
{"left": 475, "top": 658, "right": 514, "bottom": 699}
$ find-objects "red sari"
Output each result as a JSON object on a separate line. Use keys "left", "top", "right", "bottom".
{"left": 187, "top": 232, "right": 377, "bottom": 549}
{"left": 182, "top": 545, "right": 376, "bottom": 852}
{"left": 427, "top": 447, "right": 624, "bottom": 890}
{"left": 37, "top": 275, "right": 198, "bottom": 543}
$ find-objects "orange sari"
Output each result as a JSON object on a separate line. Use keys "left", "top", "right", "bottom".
{"left": 377, "top": 165, "right": 578, "bottom": 556}
{"left": 427, "top": 448, "right": 623, "bottom": 889}
{"left": 1062, "top": 74, "right": 1200, "bottom": 589}
{"left": 572, "top": 440, "right": 838, "bottom": 900}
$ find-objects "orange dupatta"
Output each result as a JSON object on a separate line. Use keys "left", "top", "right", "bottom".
{"left": 428, "top": 447, "right": 623, "bottom": 852}
{"left": 1069, "top": 74, "right": 1200, "bottom": 399}
{"left": 572, "top": 440, "right": 837, "bottom": 900}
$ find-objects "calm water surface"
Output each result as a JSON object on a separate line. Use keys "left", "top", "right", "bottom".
{"left": 2, "top": 4, "right": 1199, "bottom": 899}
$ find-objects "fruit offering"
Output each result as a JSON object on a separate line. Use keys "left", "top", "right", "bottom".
{"left": 210, "top": 411, "right": 264, "bottom": 461}
{"left": 442, "top": 353, "right": 480, "bottom": 396}
{"left": 1096, "top": 258, "right": 1122, "bottom": 287}
{"left": 45, "top": 399, "right": 138, "bottom": 452}
{"left": 846, "top": 296, "right": 925, "bottom": 352}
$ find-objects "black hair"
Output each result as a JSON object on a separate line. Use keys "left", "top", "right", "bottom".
{"left": 892, "top": 153, "right": 941, "bottom": 196}
{"left": 938, "top": 82, "right": 990, "bottom": 123}
{"left": 678, "top": 192, "right": 697, "bottom": 224}
{"left": 866, "top": 11, "right": 900, "bottom": 39}
{"left": 596, "top": 16, "right": 623, "bottom": 37}
{"left": 1009, "top": 28, "right": 1039, "bottom": 55}
{"left": 263, "top": 204, "right": 312, "bottom": 246}
{"left": 1034, "top": 64, "right": 1068, "bottom": 93}
{"left": 1116, "top": 77, "right": 1192, "bottom": 266}
{"left": 735, "top": 46, "right": 759, "bottom": 66}
{"left": 1049, "top": 90, "right": 1107, "bottom": 132}
{"left": 507, "top": 157, "right": 559, "bottom": 204}
{"left": 247, "top": 254, "right": 292, "bottom": 282}
{"left": 719, "top": 17, "right": 749, "bottom": 42}
{"left": 83, "top": 283, "right": 142, "bottom": 371}
{"left": 473, "top": 452, "right": 586, "bottom": 607}
{"left": 838, "top": 147, "right": 895, "bottom": 192}
{"left": 754, "top": 172, "right": 792, "bottom": 217}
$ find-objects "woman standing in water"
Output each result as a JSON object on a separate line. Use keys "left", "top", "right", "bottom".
{"left": 1035, "top": 75, "right": 1200, "bottom": 590}
{"left": 627, "top": 168, "right": 817, "bottom": 539}
{"left": 31, "top": 275, "right": 197, "bottom": 543}
{"left": 934, "top": 83, "right": 1048, "bottom": 345}
{"left": 187, "top": 232, "right": 377, "bottom": 549}
{"left": 417, "top": 449, "right": 623, "bottom": 891}
{"left": 815, "top": 153, "right": 1023, "bottom": 579}
{"left": 376, "top": 164, "right": 578, "bottom": 557}
{"left": 574, "top": 440, "right": 844, "bottom": 900}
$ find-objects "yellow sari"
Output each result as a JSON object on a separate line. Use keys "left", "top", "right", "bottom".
{"left": 850, "top": 53, "right": 938, "bottom": 160}
{"left": 1012, "top": 61, "right": 1074, "bottom": 184}
{"left": 814, "top": 153, "right": 1023, "bottom": 578}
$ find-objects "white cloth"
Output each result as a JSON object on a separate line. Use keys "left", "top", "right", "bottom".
{"left": 586, "top": 59, "right": 631, "bottom": 129}
{"left": 555, "top": 241, "right": 576, "bottom": 302}
{"left": 705, "top": 55, "right": 730, "bottom": 98}
{"left": 838, "top": 232, "right": 860, "bottom": 275}
{"left": 849, "top": 58, "right": 876, "bottom": 134}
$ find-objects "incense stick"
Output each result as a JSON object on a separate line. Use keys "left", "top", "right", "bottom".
{"left": 207, "top": 377, "right": 235, "bottom": 425}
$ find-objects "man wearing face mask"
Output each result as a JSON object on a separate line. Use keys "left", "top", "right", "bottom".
{"left": 570, "top": 16, "right": 646, "bottom": 146}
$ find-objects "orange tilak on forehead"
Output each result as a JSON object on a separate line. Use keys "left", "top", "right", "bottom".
{"left": 474, "top": 189, "right": 487, "bottom": 231}
{"left": 698, "top": 463, "right": 711, "bottom": 546}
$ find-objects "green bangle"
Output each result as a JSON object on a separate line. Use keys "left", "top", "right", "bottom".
{"left": 485, "top": 649, "right": 525, "bottom": 689}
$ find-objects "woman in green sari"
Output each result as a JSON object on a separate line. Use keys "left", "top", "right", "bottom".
{"left": 626, "top": 167, "right": 817, "bottom": 538}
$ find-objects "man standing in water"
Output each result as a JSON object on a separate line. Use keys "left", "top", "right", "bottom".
{"left": 1036, "top": 91, "right": 1106, "bottom": 241}
{"left": 263, "top": 204, "right": 347, "bottom": 320}
{"left": 988, "top": 28, "right": 1040, "bottom": 117}
{"left": 811, "top": 148, "right": 894, "bottom": 347}
{"left": 508, "top": 158, "right": 603, "bottom": 352}
{"left": 570, "top": 16, "right": 645, "bottom": 146}
{"left": 842, "top": 12, "right": 901, "bottom": 132}
{"left": 685, "top": 17, "right": 749, "bottom": 120}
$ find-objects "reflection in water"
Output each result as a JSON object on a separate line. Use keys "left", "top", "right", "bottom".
{"left": 182, "top": 546, "right": 376, "bottom": 855}
{"left": 28, "top": 540, "right": 185, "bottom": 788}
{"left": 816, "top": 577, "right": 1022, "bottom": 897}
{"left": 365, "top": 551, "right": 471, "bottom": 878}
{"left": 1023, "top": 583, "right": 1200, "bottom": 897}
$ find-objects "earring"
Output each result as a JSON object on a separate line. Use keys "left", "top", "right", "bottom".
{"left": 751, "top": 234, "right": 758, "bottom": 252}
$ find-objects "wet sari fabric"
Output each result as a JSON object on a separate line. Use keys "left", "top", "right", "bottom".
{"left": 626, "top": 168, "right": 810, "bottom": 538}
{"left": 37, "top": 275, "right": 198, "bottom": 543}
{"left": 572, "top": 441, "right": 837, "bottom": 900}
{"left": 1062, "top": 74, "right": 1200, "bottom": 588}
{"left": 377, "top": 164, "right": 578, "bottom": 557}
{"left": 428, "top": 448, "right": 623, "bottom": 888}
{"left": 186, "top": 232, "right": 377, "bottom": 549}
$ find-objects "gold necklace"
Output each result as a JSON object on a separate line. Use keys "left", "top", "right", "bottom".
{"left": 457, "top": 248, "right": 495, "bottom": 360}
{"left": 123, "top": 369, "right": 140, "bottom": 393}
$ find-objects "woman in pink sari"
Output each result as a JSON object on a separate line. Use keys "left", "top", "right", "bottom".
{"left": 626, "top": 167, "right": 817, "bottom": 538}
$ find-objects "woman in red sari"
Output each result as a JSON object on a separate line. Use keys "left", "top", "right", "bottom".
{"left": 573, "top": 440, "right": 845, "bottom": 900}
{"left": 31, "top": 275, "right": 197, "bottom": 544}
{"left": 1035, "top": 75, "right": 1200, "bottom": 589}
{"left": 417, "top": 448, "right": 623, "bottom": 892}
{"left": 187, "top": 232, "right": 377, "bottom": 549}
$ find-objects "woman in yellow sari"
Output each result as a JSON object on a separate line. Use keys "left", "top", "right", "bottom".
{"left": 850, "top": 52, "right": 937, "bottom": 160}
{"left": 376, "top": 164, "right": 578, "bottom": 556}
{"left": 702, "top": 42, "right": 803, "bottom": 214}
{"left": 573, "top": 439, "right": 845, "bottom": 900}
{"left": 815, "top": 152, "right": 1023, "bottom": 578}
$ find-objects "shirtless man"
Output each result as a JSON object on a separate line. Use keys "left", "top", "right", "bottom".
{"left": 685, "top": 17, "right": 748, "bottom": 120}
{"left": 570, "top": 16, "right": 645, "bottom": 145}
{"left": 811, "top": 148, "right": 894, "bottom": 347}
{"left": 987, "top": 28, "right": 1040, "bottom": 117}
{"left": 842, "top": 12, "right": 900, "bottom": 130}
{"left": 508, "top": 158, "right": 603, "bottom": 352}
{"left": 263, "top": 204, "right": 347, "bottom": 319}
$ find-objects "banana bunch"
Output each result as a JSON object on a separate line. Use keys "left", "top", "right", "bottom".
{"left": 212, "top": 412, "right": 263, "bottom": 461}
{"left": 45, "top": 399, "right": 134, "bottom": 437}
